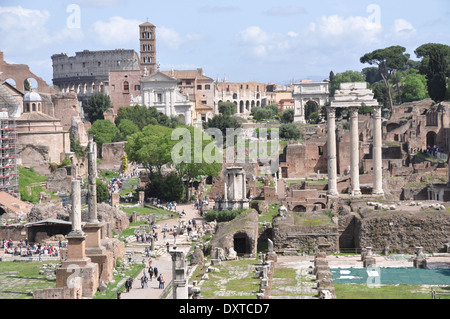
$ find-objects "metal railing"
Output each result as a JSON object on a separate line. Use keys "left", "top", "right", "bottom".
{"left": 431, "top": 288, "right": 450, "bottom": 299}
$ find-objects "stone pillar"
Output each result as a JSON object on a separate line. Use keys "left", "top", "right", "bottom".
{"left": 87, "top": 136, "right": 98, "bottom": 223}
{"left": 56, "top": 180, "right": 99, "bottom": 298}
{"left": 326, "top": 107, "right": 338, "bottom": 196}
{"left": 70, "top": 180, "right": 83, "bottom": 236}
{"left": 349, "top": 106, "right": 361, "bottom": 195}
{"left": 170, "top": 250, "right": 188, "bottom": 299}
{"left": 372, "top": 106, "right": 384, "bottom": 195}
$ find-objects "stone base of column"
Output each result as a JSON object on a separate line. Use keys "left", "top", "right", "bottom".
{"left": 372, "top": 190, "right": 384, "bottom": 196}
{"left": 56, "top": 261, "right": 99, "bottom": 298}
{"left": 351, "top": 189, "right": 362, "bottom": 196}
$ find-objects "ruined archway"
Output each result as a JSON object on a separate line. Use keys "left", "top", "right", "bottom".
{"left": 426, "top": 131, "right": 437, "bottom": 148}
{"left": 233, "top": 232, "right": 251, "bottom": 254}
{"left": 293, "top": 205, "right": 307, "bottom": 212}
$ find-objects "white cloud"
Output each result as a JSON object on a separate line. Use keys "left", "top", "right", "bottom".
{"left": 394, "top": 18, "right": 416, "bottom": 35}
{"left": 317, "top": 14, "right": 382, "bottom": 44}
{"left": 92, "top": 16, "right": 140, "bottom": 46}
{"left": 235, "top": 26, "right": 298, "bottom": 60}
{"left": 0, "top": 6, "right": 83, "bottom": 53}
{"left": 157, "top": 26, "right": 203, "bottom": 50}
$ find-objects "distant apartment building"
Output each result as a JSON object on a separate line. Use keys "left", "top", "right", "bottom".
{"left": 162, "top": 68, "right": 215, "bottom": 123}
{"left": 215, "top": 81, "right": 267, "bottom": 116}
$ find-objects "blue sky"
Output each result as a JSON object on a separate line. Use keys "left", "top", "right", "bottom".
{"left": 1, "top": 0, "right": 449, "bottom": 86}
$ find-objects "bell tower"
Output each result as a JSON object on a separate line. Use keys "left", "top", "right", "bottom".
{"left": 139, "top": 21, "right": 156, "bottom": 76}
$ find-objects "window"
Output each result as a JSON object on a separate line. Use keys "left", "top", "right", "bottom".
{"left": 186, "top": 81, "right": 192, "bottom": 85}
{"left": 318, "top": 146, "right": 324, "bottom": 156}
{"left": 202, "top": 101, "right": 207, "bottom": 105}
{"left": 32, "top": 103, "right": 36, "bottom": 112}
{"left": 134, "top": 85, "right": 140, "bottom": 91}
{"left": 157, "top": 93, "right": 163, "bottom": 103}
{"left": 123, "top": 81, "right": 129, "bottom": 93}
{"left": 83, "top": 62, "right": 86, "bottom": 68}
{"left": 197, "top": 85, "right": 202, "bottom": 90}
{"left": 98, "top": 62, "right": 101, "bottom": 67}
{"left": 205, "top": 85, "right": 210, "bottom": 90}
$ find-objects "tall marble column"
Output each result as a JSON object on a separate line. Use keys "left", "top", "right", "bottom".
{"left": 87, "top": 136, "right": 98, "bottom": 223}
{"left": 372, "top": 105, "right": 384, "bottom": 195}
{"left": 349, "top": 106, "right": 361, "bottom": 195}
{"left": 70, "top": 180, "right": 84, "bottom": 237}
{"left": 326, "top": 107, "right": 338, "bottom": 196}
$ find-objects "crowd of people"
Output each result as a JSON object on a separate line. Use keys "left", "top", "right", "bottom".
{"left": 2, "top": 238, "right": 59, "bottom": 258}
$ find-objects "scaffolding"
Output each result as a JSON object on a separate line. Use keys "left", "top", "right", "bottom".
{"left": 0, "top": 108, "right": 19, "bottom": 198}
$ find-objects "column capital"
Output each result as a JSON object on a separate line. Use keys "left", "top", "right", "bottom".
{"left": 349, "top": 106, "right": 359, "bottom": 117}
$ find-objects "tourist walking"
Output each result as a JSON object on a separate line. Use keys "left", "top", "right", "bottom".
{"left": 125, "top": 276, "right": 133, "bottom": 293}
{"left": 148, "top": 266, "right": 154, "bottom": 281}
{"left": 154, "top": 266, "right": 158, "bottom": 279}
{"left": 158, "top": 274, "right": 165, "bottom": 289}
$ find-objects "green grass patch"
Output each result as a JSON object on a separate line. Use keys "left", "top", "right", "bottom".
{"left": 0, "top": 261, "right": 59, "bottom": 299}
{"left": 196, "top": 259, "right": 260, "bottom": 299}
{"left": 293, "top": 212, "right": 335, "bottom": 227}
{"left": 18, "top": 166, "right": 49, "bottom": 203}
{"left": 334, "top": 283, "right": 443, "bottom": 299}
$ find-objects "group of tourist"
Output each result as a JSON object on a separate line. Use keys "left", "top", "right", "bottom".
{"left": 426, "top": 144, "right": 442, "bottom": 157}
{"left": 2, "top": 239, "right": 59, "bottom": 258}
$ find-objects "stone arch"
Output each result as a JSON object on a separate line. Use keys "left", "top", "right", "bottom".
{"left": 233, "top": 232, "right": 251, "bottom": 254}
{"left": 386, "top": 123, "right": 400, "bottom": 133}
{"left": 293, "top": 205, "right": 306, "bottom": 212}
{"left": 5, "top": 78, "right": 16, "bottom": 87}
{"left": 233, "top": 93, "right": 238, "bottom": 99}
{"left": 24, "top": 77, "right": 38, "bottom": 91}
{"left": 246, "top": 101, "right": 250, "bottom": 112}
{"left": 256, "top": 101, "right": 260, "bottom": 107}
{"left": 239, "top": 101, "right": 244, "bottom": 114}
{"left": 426, "top": 131, "right": 437, "bottom": 148}
{"left": 251, "top": 100, "right": 255, "bottom": 108}
{"left": 313, "top": 202, "right": 326, "bottom": 210}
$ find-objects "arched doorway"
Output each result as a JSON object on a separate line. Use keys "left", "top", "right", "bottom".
{"left": 233, "top": 232, "right": 251, "bottom": 254}
{"left": 239, "top": 101, "right": 244, "bottom": 114}
{"left": 293, "top": 205, "right": 306, "bottom": 212}
{"left": 426, "top": 131, "right": 437, "bottom": 148}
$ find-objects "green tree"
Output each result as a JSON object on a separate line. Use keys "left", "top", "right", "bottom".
{"left": 172, "top": 126, "right": 222, "bottom": 200}
{"left": 362, "top": 67, "right": 382, "bottom": 84}
{"left": 117, "top": 119, "right": 139, "bottom": 141}
{"left": 401, "top": 69, "right": 429, "bottom": 102}
{"left": 125, "top": 124, "right": 175, "bottom": 174}
{"left": 145, "top": 171, "right": 184, "bottom": 202}
{"left": 279, "top": 123, "right": 302, "bottom": 140}
{"left": 204, "top": 114, "right": 241, "bottom": 144}
{"left": 85, "top": 92, "right": 113, "bottom": 123}
{"left": 305, "top": 100, "right": 319, "bottom": 122}
{"left": 69, "top": 129, "right": 86, "bottom": 159}
{"left": 415, "top": 43, "right": 450, "bottom": 103}
{"left": 96, "top": 179, "right": 109, "bottom": 203}
{"left": 360, "top": 46, "right": 409, "bottom": 109}
{"left": 115, "top": 104, "right": 171, "bottom": 131}
{"left": 329, "top": 70, "right": 366, "bottom": 97}
{"left": 281, "top": 109, "right": 294, "bottom": 123}
{"left": 218, "top": 102, "right": 237, "bottom": 116}
{"left": 88, "top": 120, "right": 120, "bottom": 157}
